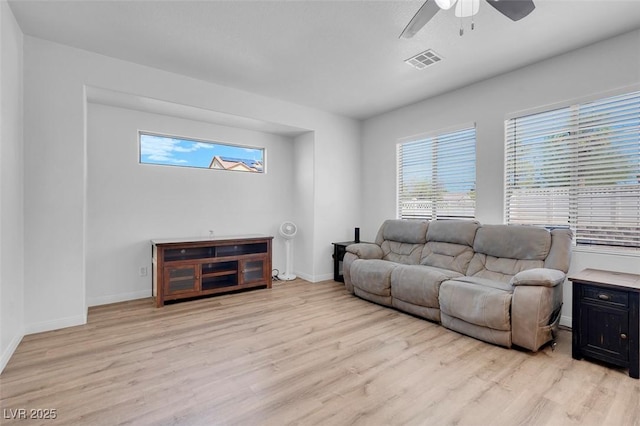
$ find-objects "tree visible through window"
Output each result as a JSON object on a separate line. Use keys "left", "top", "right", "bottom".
{"left": 505, "top": 90, "right": 640, "bottom": 250}
{"left": 397, "top": 126, "right": 476, "bottom": 220}
{"left": 139, "top": 132, "right": 264, "bottom": 173}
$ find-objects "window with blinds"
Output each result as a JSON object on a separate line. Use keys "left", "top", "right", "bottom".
{"left": 397, "top": 126, "right": 476, "bottom": 220}
{"left": 505, "top": 90, "right": 640, "bottom": 250}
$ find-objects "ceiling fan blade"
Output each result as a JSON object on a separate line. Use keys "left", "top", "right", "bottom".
{"left": 485, "top": 0, "right": 535, "bottom": 21}
{"left": 400, "top": 0, "right": 441, "bottom": 39}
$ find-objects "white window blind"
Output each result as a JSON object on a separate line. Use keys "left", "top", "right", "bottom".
{"left": 397, "top": 126, "right": 476, "bottom": 220}
{"left": 505, "top": 90, "right": 640, "bottom": 250}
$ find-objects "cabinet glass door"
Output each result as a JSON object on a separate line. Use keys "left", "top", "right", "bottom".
{"left": 241, "top": 259, "right": 265, "bottom": 284}
{"left": 165, "top": 265, "right": 199, "bottom": 295}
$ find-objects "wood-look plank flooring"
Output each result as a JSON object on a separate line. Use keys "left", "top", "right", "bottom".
{"left": 1, "top": 279, "right": 639, "bottom": 425}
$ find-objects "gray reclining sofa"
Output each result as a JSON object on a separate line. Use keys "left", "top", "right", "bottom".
{"left": 343, "top": 219, "right": 573, "bottom": 351}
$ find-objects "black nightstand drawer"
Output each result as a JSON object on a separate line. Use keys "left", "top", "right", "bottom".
{"left": 581, "top": 284, "right": 629, "bottom": 308}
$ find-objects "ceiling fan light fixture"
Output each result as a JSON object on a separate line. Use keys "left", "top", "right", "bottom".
{"left": 400, "top": 0, "right": 535, "bottom": 39}
{"left": 455, "top": 0, "right": 480, "bottom": 18}
{"left": 435, "top": 0, "right": 457, "bottom": 10}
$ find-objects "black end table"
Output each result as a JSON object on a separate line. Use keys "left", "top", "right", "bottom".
{"left": 332, "top": 241, "right": 364, "bottom": 282}
{"left": 569, "top": 268, "right": 640, "bottom": 379}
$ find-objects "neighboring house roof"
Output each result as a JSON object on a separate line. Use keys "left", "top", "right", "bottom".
{"left": 209, "top": 156, "right": 263, "bottom": 172}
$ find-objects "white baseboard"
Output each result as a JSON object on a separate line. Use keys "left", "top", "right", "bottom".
{"left": 0, "top": 330, "right": 24, "bottom": 374}
{"left": 87, "top": 289, "right": 151, "bottom": 307}
{"left": 293, "top": 271, "right": 313, "bottom": 282}
{"left": 24, "top": 314, "right": 87, "bottom": 335}
{"left": 294, "top": 271, "right": 333, "bottom": 283}
{"left": 560, "top": 315, "right": 572, "bottom": 328}
{"left": 18, "top": 291, "right": 151, "bottom": 350}
{"left": 312, "top": 273, "right": 334, "bottom": 282}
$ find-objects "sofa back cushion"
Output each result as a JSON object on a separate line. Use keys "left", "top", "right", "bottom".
{"left": 426, "top": 220, "right": 479, "bottom": 246}
{"left": 375, "top": 219, "right": 428, "bottom": 245}
{"left": 544, "top": 229, "right": 574, "bottom": 273}
{"left": 421, "top": 220, "right": 479, "bottom": 274}
{"left": 467, "top": 225, "right": 551, "bottom": 282}
{"left": 375, "top": 219, "right": 428, "bottom": 265}
{"left": 473, "top": 225, "right": 551, "bottom": 260}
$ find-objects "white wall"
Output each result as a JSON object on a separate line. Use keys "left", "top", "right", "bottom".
{"left": 86, "top": 103, "right": 296, "bottom": 305}
{"left": 292, "top": 131, "right": 315, "bottom": 280}
{"left": 361, "top": 29, "right": 640, "bottom": 326}
{"left": 0, "top": 0, "right": 24, "bottom": 373}
{"left": 312, "top": 122, "right": 363, "bottom": 280}
{"left": 22, "top": 36, "right": 361, "bottom": 333}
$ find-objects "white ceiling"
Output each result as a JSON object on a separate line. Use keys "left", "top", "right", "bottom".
{"left": 8, "top": 0, "right": 640, "bottom": 120}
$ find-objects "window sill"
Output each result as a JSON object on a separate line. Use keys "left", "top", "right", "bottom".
{"left": 573, "top": 245, "right": 640, "bottom": 258}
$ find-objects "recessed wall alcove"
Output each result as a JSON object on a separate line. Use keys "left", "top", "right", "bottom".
{"left": 85, "top": 87, "right": 314, "bottom": 306}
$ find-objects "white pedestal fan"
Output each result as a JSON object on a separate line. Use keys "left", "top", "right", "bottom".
{"left": 278, "top": 221, "right": 298, "bottom": 281}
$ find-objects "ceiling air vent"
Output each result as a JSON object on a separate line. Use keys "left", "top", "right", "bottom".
{"left": 405, "top": 49, "right": 443, "bottom": 70}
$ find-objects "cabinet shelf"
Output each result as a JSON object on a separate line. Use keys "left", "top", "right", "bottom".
{"left": 203, "top": 271, "right": 236, "bottom": 278}
{"left": 202, "top": 276, "right": 238, "bottom": 291}
{"left": 169, "top": 275, "right": 195, "bottom": 282}
{"left": 152, "top": 235, "right": 273, "bottom": 307}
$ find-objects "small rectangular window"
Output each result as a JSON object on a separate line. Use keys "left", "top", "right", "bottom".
{"left": 139, "top": 132, "right": 264, "bottom": 173}
{"left": 397, "top": 125, "right": 476, "bottom": 220}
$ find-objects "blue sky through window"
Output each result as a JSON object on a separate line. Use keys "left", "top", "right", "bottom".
{"left": 139, "top": 133, "right": 264, "bottom": 172}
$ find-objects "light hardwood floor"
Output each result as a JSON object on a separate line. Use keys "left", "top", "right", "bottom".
{"left": 1, "top": 279, "right": 638, "bottom": 425}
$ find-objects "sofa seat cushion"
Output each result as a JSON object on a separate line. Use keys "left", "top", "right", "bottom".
{"left": 350, "top": 259, "right": 398, "bottom": 297}
{"left": 446, "top": 276, "right": 513, "bottom": 292}
{"left": 391, "top": 265, "right": 463, "bottom": 308}
{"left": 439, "top": 280, "right": 513, "bottom": 331}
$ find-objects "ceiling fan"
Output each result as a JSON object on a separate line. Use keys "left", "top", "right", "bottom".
{"left": 400, "top": 0, "right": 536, "bottom": 38}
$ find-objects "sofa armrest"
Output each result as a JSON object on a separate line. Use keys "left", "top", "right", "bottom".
{"left": 346, "top": 243, "right": 383, "bottom": 260}
{"left": 511, "top": 283, "right": 563, "bottom": 351}
{"left": 510, "top": 268, "right": 566, "bottom": 287}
